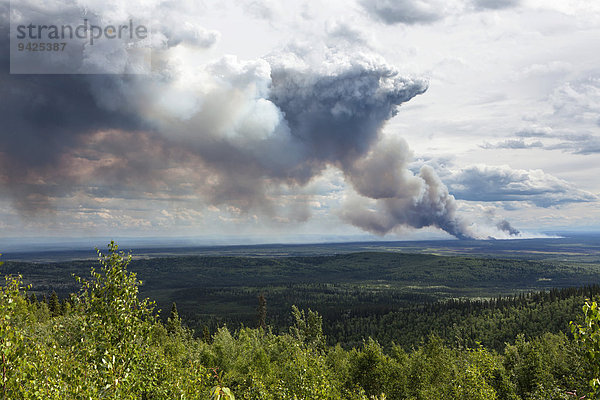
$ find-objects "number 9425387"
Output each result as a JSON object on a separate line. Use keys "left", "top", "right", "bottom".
{"left": 17, "top": 42, "right": 66, "bottom": 51}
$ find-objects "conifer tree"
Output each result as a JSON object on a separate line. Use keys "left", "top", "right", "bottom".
{"left": 48, "top": 290, "right": 60, "bottom": 317}
{"left": 166, "top": 302, "right": 182, "bottom": 334}
{"left": 257, "top": 293, "right": 267, "bottom": 330}
{"left": 203, "top": 325, "right": 211, "bottom": 343}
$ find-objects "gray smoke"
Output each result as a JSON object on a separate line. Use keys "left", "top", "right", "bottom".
{"left": 0, "top": 2, "right": 518, "bottom": 239}
{"left": 268, "top": 58, "right": 428, "bottom": 167}
{"left": 265, "top": 60, "right": 481, "bottom": 238}
{"left": 497, "top": 219, "right": 520, "bottom": 236}
{"left": 339, "top": 137, "right": 471, "bottom": 238}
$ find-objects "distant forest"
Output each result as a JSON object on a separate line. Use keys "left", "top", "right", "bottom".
{"left": 4, "top": 251, "right": 600, "bottom": 349}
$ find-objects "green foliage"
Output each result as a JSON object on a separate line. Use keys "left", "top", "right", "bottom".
{"left": 64, "top": 241, "right": 159, "bottom": 396}
{"left": 166, "top": 302, "right": 183, "bottom": 335}
{"left": 1, "top": 242, "right": 213, "bottom": 399}
{"left": 2, "top": 243, "right": 600, "bottom": 399}
{"left": 571, "top": 300, "right": 600, "bottom": 398}
{"left": 290, "top": 305, "right": 325, "bottom": 350}
{"left": 347, "top": 339, "right": 399, "bottom": 398}
{"left": 504, "top": 332, "right": 587, "bottom": 399}
{"left": 211, "top": 385, "right": 235, "bottom": 400}
{"left": 0, "top": 275, "right": 28, "bottom": 399}
{"left": 5, "top": 251, "right": 599, "bottom": 352}
{"left": 209, "top": 368, "right": 235, "bottom": 400}
{"left": 48, "top": 290, "right": 60, "bottom": 317}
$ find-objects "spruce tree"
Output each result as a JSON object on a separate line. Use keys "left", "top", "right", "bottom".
{"left": 166, "top": 302, "right": 182, "bottom": 334}
{"left": 257, "top": 293, "right": 267, "bottom": 330}
{"left": 48, "top": 290, "right": 60, "bottom": 317}
{"left": 202, "top": 325, "right": 211, "bottom": 343}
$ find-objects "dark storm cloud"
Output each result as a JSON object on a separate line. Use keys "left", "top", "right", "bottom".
{"left": 446, "top": 165, "right": 598, "bottom": 207}
{"left": 0, "top": 74, "right": 144, "bottom": 167}
{"left": 183, "top": 56, "right": 433, "bottom": 221}
{"left": 0, "top": 3, "right": 203, "bottom": 213}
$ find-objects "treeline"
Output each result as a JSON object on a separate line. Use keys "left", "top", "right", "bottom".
{"left": 18, "top": 255, "right": 600, "bottom": 353}
{"left": 325, "top": 285, "right": 600, "bottom": 351}
{"left": 2, "top": 243, "right": 600, "bottom": 399}
{"left": 153, "top": 284, "right": 600, "bottom": 352}
{"left": 30, "top": 282, "right": 600, "bottom": 352}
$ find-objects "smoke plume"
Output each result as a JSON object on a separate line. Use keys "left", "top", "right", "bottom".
{"left": 0, "top": 2, "right": 519, "bottom": 239}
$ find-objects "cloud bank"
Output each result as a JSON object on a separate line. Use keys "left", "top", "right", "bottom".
{"left": 360, "top": 0, "right": 446, "bottom": 25}
{"left": 446, "top": 165, "right": 598, "bottom": 207}
{"left": 360, "top": 0, "right": 522, "bottom": 25}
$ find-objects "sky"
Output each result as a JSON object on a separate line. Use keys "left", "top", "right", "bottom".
{"left": 1, "top": 0, "right": 599, "bottom": 243}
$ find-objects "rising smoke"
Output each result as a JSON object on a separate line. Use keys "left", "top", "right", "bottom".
{"left": 0, "top": 2, "right": 519, "bottom": 239}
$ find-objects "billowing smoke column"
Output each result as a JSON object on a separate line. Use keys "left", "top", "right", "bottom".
{"left": 267, "top": 63, "right": 474, "bottom": 238}
{"left": 497, "top": 220, "right": 520, "bottom": 236}
{"left": 0, "top": 2, "right": 518, "bottom": 239}
{"left": 338, "top": 138, "right": 472, "bottom": 238}
{"left": 269, "top": 60, "right": 426, "bottom": 166}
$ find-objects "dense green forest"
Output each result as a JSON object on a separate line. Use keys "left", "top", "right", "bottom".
{"left": 2, "top": 243, "right": 600, "bottom": 399}
{"left": 4, "top": 251, "right": 600, "bottom": 350}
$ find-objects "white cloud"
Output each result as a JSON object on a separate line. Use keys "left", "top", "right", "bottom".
{"left": 446, "top": 164, "right": 598, "bottom": 207}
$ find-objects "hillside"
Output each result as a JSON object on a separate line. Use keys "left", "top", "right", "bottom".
{"left": 4, "top": 251, "right": 600, "bottom": 348}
